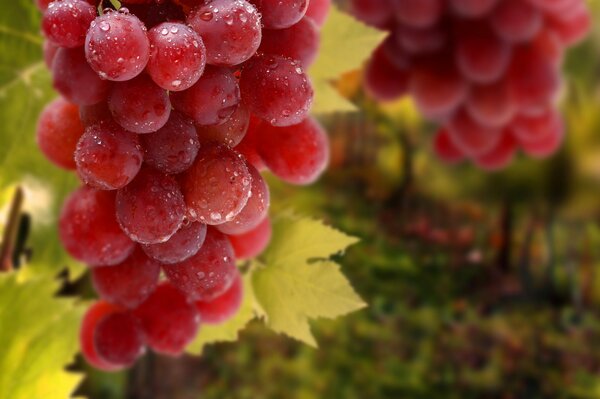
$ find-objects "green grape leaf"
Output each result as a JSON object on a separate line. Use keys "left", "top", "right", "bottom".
{"left": 252, "top": 214, "right": 365, "bottom": 346}
{"left": 0, "top": 0, "right": 83, "bottom": 279}
{"left": 310, "top": 6, "right": 385, "bottom": 115}
{"left": 186, "top": 271, "right": 257, "bottom": 354}
{"left": 0, "top": 271, "right": 85, "bottom": 399}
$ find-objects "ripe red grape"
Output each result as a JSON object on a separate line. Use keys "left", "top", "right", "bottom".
{"left": 548, "top": 3, "right": 592, "bottom": 46}
{"left": 75, "top": 120, "right": 143, "bottom": 190}
{"left": 305, "top": 0, "right": 330, "bottom": 26}
{"left": 187, "top": 0, "right": 262, "bottom": 66}
{"left": 227, "top": 217, "right": 272, "bottom": 259}
{"left": 142, "top": 221, "right": 207, "bottom": 264}
{"left": 127, "top": 1, "right": 186, "bottom": 29}
{"left": 491, "top": 0, "right": 543, "bottom": 43}
{"left": 140, "top": 112, "right": 200, "bottom": 175}
{"left": 59, "top": 187, "right": 135, "bottom": 266}
{"left": 511, "top": 108, "right": 564, "bottom": 145}
{"left": 171, "top": 66, "right": 240, "bottom": 126}
{"left": 42, "top": 0, "right": 96, "bottom": 48}
{"left": 349, "top": 0, "right": 392, "bottom": 29}
{"left": 196, "top": 103, "right": 251, "bottom": 148}
{"left": 257, "top": 117, "right": 329, "bottom": 185}
{"left": 240, "top": 54, "right": 313, "bottom": 127}
{"left": 80, "top": 301, "right": 123, "bottom": 371}
{"left": 234, "top": 115, "right": 266, "bottom": 171}
{"left": 115, "top": 168, "right": 186, "bottom": 244}
{"left": 36, "top": 97, "right": 84, "bottom": 170}
{"left": 259, "top": 16, "right": 320, "bottom": 67}
{"left": 52, "top": 47, "right": 111, "bottom": 106}
{"left": 147, "top": 22, "right": 206, "bottom": 91}
{"left": 393, "top": 0, "right": 444, "bottom": 29}
{"left": 516, "top": 117, "right": 564, "bottom": 158}
{"left": 163, "top": 228, "right": 238, "bottom": 301}
{"left": 79, "top": 101, "right": 112, "bottom": 126}
{"left": 134, "top": 283, "right": 200, "bottom": 356}
{"left": 91, "top": 248, "right": 161, "bottom": 308}
{"left": 446, "top": 109, "right": 503, "bottom": 157}
{"left": 449, "top": 0, "right": 499, "bottom": 18}
{"left": 94, "top": 312, "right": 145, "bottom": 367}
{"left": 466, "top": 80, "right": 516, "bottom": 128}
{"left": 195, "top": 272, "right": 243, "bottom": 324}
{"left": 217, "top": 164, "right": 270, "bottom": 235}
{"left": 433, "top": 128, "right": 464, "bottom": 164}
{"left": 474, "top": 133, "right": 517, "bottom": 171}
{"left": 181, "top": 143, "right": 252, "bottom": 225}
{"left": 251, "top": 0, "right": 308, "bottom": 29}
{"left": 394, "top": 25, "right": 447, "bottom": 55}
{"left": 85, "top": 11, "right": 150, "bottom": 81}
{"left": 364, "top": 45, "right": 410, "bottom": 102}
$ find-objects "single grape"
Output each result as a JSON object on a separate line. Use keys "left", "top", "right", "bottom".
{"left": 115, "top": 168, "right": 186, "bottom": 245}
{"left": 240, "top": 54, "right": 313, "bottom": 127}
{"left": 515, "top": 117, "right": 564, "bottom": 159}
{"left": 393, "top": 0, "right": 444, "bottom": 29}
{"left": 510, "top": 108, "right": 564, "bottom": 145}
{"left": 531, "top": 28, "right": 564, "bottom": 65}
{"left": 75, "top": 120, "right": 143, "bottom": 190}
{"left": 227, "top": 217, "right": 272, "bottom": 259}
{"left": 251, "top": 0, "right": 308, "bottom": 29}
{"left": 79, "top": 101, "right": 112, "bottom": 126}
{"left": 140, "top": 112, "right": 200, "bottom": 175}
{"left": 364, "top": 45, "right": 410, "bottom": 102}
{"left": 147, "top": 22, "right": 206, "bottom": 91}
{"left": 59, "top": 187, "right": 135, "bottom": 266}
{"left": 491, "top": 0, "right": 543, "bottom": 43}
{"left": 163, "top": 228, "right": 238, "bottom": 301}
{"left": 196, "top": 103, "right": 250, "bottom": 147}
{"left": 181, "top": 143, "right": 252, "bottom": 225}
{"left": 127, "top": 1, "right": 186, "bottom": 29}
{"left": 349, "top": 0, "right": 393, "bottom": 29}
{"left": 171, "top": 66, "right": 240, "bottom": 126}
{"left": 433, "top": 128, "right": 464, "bottom": 164}
{"left": 466, "top": 80, "right": 516, "bottom": 128}
{"left": 257, "top": 117, "right": 329, "bottom": 185}
{"left": 52, "top": 47, "right": 111, "bottom": 106}
{"left": 142, "top": 221, "right": 207, "bottom": 264}
{"left": 305, "top": 0, "right": 330, "bottom": 26}
{"left": 80, "top": 301, "right": 124, "bottom": 371}
{"left": 85, "top": 11, "right": 150, "bottom": 81}
{"left": 448, "top": 0, "right": 499, "bottom": 18}
{"left": 133, "top": 283, "right": 200, "bottom": 356}
{"left": 108, "top": 75, "right": 171, "bottom": 134}
{"left": 43, "top": 40, "right": 59, "bottom": 69}
{"left": 234, "top": 115, "right": 266, "bottom": 171}
{"left": 91, "top": 248, "right": 161, "bottom": 309}
{"left": 446, "top": 109, "right": 503, "bottom": 157}
{"left": 42, "top": 0, "right": 96, "bottom": 48}
{"left": 217, "top": 164, "right": 270, "bottom": 235}
{"left": 259, "top": 17, "right": 320, "bottom": 67}
{"left": 394, "top": 25, "right": 447, "bottom": 55}
{"left": 195, "top": 272, "right": 243, "bottom": 324}
{"left": 548, "top": 3, "right": 592, "bottom": 46}
{"left": 474, "top": 133, "right": 517, "bottom": 171}
{"left": 187, "top": 0, "right": 261, "bottom": 66}
{"left": 36, "top": 97, "right": 85, "bottom": 170}
{"left": 94, "top": 312, "right": 145, "bottom": 367}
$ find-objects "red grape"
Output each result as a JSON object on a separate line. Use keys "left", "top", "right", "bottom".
{"left": 491, "top": 0, "right": 543, "bottom": 43}
{"left": 548, "top": 3, "right": 592, "bottom": 46}
{"left": 516, "top": 117, "right": 564, "bottom": 159}
{"left": 80, "top": 301, "right": 123, "bottom": 371}
{"left": 349, "top": 0, "right": 392, "bottom": 29}
{"left": 108, "top": 75, "right": 171, "bottom": 134}
{"left": 305, "top": 0, "right": 330, "bottom": 26}
{"left": 134, "top": 283, "right": 201, "bottom": 356}
{"left": 181, "top": 143, "right": 252, "bottom": 225}
{"left": 394, "top": 25, "right": 447, "bottom": 55}
{"left": 446, "top": 109, "right": 503, "bottom": 157}
{"left": 251, "top": 0, "right": 308, "bottom": 29}
{"left": 127, "top": 1, "right": 186, "bottom": 29}
{"left": 59, "top": 187, "right": 135, "bottom": 266}
{"left": 140, "top": 112, "right": 200, "bottom": 175}
{"left": 196, "top": 103, "right": 251, "bottom": 147}
{"left": 187, "top": 0, "right": 262, "bottom": 66}
{"left": 449, "top": 0, "right": 499, "bottom": 17}
{"left": 115, "top": 168, "right": 186, "bottom": 244}
{"left": 466, "top": 80, "right": 516, "bottom": 128}
{"left": 393, "top": 0, "right": 444, "bottom": 29}
{"left": 433, "top": 128, "right": 464, "bottom": 164}
{"left": 163, "top": 228, "right": 238, "bottom": 301}
{"left": 240, "top": 54, "right": 313, "bottom": 127}
{"left": 79, "top": 101, "right": 112, "bottom": 126}
{"left": 234, "top": 115, "right": 266, "bottom": 171}
{"left": 142, "top": 221, "right": 207, "bottom": 264}
{"left": 75, "top": 120, "right": 143, "bottom": 190}
{"left": 91, "top": 248, "right": 161, "bottom": 308}
{"left": 36, "top": 97, "right": 84, "bottom": 170}
{"left": 85, "top": 11, "right": 150, "bottom": 81}
{"left": 474, "top": 133, "right": 517, "bottom": 171}
{"left": 228, "top": 217, "right": 272, "bottom": 259}
{"left": 259, "top": 17, "right": 320, "bottom": 67}
{"left": 94, "top": 312, "right": 145, "bottom": 367}
{"left": 217, "top": 164, "right": 270, "bottom": 235}
{"left": 257, "top": 117, "right": 329, "bottom": 185}
{"left": 42, "top": 0, "right": 96, "bottom": 48}
{"left": 52, "top": 47, "right": 111, "bottom": 106}
{"left": 364, "top": 45, "right": 410, "bottom": 102}
{"left": 195, "top": 272, "right": 243, "bottom": 324}
{"left": 147, "top": 22, "right": 206, "bottom": 91}
{"left": 171, "top": 66, "right": 240, "bottom": 126}
{"left": 511, "top": 108, "right": 564, "bottom": 145}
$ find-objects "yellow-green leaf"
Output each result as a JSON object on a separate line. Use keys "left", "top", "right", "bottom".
{"left": 0, "top": 271, "right": 85, "bottom": 399}
{"left": 252, "top": 215, "right": 365, "bottom": 346}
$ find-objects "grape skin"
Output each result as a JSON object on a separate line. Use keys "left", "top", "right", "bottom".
{"left": 80, "top": 301, "right": 124, "bottom": 371}
{"left": 94, "top": 312, "right": 146, "bottom": 367}
{"left": 142, "top": 221, "right": 208, "bottom": 264}
{"left": 228, "top": 217, "right": 272, "bottom": 259}
{"left": 42, "top": 0, "right": 96, "bottom": 48}
{"left": 195, "top": 272, "right": 243, "bottom": 324}
{"left": 250, "top": 0, "right": 308, "bottom": 29}
{"left": 259, "top": 16, "right": 320, "bottom": 67}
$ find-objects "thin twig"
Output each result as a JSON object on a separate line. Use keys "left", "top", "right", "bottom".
{"left": 0, "top": 186, "right": 24, "bottom": 272}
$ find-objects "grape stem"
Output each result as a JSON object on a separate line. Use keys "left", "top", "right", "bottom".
{"left": 0, "top": 186, "right": 24, "bottom": 272}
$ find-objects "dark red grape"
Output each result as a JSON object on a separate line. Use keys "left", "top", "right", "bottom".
{"left": 75, "top": 120, "right": 143, "bottom": 190}
{"left": 127, "top": 1, "right": 186, "bottom": 29}
{"left": 364, "top": 45, "right": 410, "bottom": 102}
{"left": 259, "top": 17, "right": 320, "bottom": 67}
{"left": 147, "top": 22, "right": 206, "bottom": 91}
{"left": 449, "top": 0, "right": 499, "bottom": 17}
{"left": 94, "top": 312, "right": 145, "bottom": 367}
{"left": 196, "top": 103, "right": 250, "bottom": 147}
{"left": 491, "top": 0, "right": 543, "bottom": 43}
{"left": 91, "top": 248, "right": 161, "bottom": 308}
{"left": 42, "top": 0, "right": 96, "bottom": 48}
{"left": 227, "top": 217, "right": 272, "bottom": 259}
{"left": 393, "top": 0, "right": 444, "bottom": 29}
{"left": 234, "top": 115, "right": 266, "bottom": 171}
{"left": 240, "top": 54, "right": 313, "bottom": 127}
{"left": 394, "top": 25, "right": 447, "bottom": 55}
{"left": 349, "top": 0, "right": 392, "bottom": 29}
{"left": 195, "top": 272, "right": 243, "bottom": 324}
{"left": 142, "top": 221, "right": 207, "bottom": 264}
{"left": 446, "top": 109, "right": 503, "bottom": 157}
{"left": 305, "top": 0, "right": 330, "bottom": 26}
{"left": 474, "top": 133, "right": 517, "bottom": 171}
{"left": 59, "top": 187, "right": 135, "bottom": 266}
{"left": 36, "top": 97, "right": 84, "bottom": 170}
{"left": 251, "top": 0, "right": 308, "bottom": 29}
{"left": 80, "top": 301, "right": 123, "bottom": 371}
{"left": 466, "top": 80, "right": 516, "bottom": 128}
{"left": 79, "top": 101, "right": 112, "bottom": 126}
{"left": 116, "top": 168, "right": 186, "bottom": 244}
{"left": 85, "top": 11, "right": 150, "bottom": 81}
{"left": 433, "top": 128, "right": 464, "bottom": 164}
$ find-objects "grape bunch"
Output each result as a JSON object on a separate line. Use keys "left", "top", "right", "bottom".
{"left": 351, "top": 0, "right": 591, "bottom": 170}
{"left": 36, "top": 0, "right": 331, "bottom": 370}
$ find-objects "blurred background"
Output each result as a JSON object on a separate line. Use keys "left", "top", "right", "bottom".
{"left": 68, "top": 2, "right": 600, "bottom": 399}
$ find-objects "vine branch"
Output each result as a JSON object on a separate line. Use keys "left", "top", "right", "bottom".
{"left": 0, "top": 187, "right": 24, "bottom": 272}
